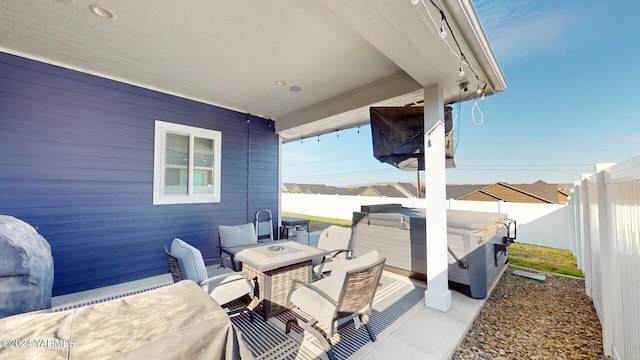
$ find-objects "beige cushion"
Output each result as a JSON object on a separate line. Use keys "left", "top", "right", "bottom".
{"left": 312, "top": 225, "right": 353, "bottom": 275}
{"left": 203, "top": 268, "right": 254, "bottom": 305}
{"left": 313, "top": 226, "right": 352, "bottom": 267}
{"left": 317, "top": 226, "right": 352, "bottom": 253}
{"left": 290, "top": 250, "right": 379, "bottom": 333}
{"left": 289, "top": 277, "right": 337, "bottom": 332}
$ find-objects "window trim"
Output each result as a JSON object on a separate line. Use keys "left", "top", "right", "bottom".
{"left": 153, "top": 120, "right": 222, "bottom": 205}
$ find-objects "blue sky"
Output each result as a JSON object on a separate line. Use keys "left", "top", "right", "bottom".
{"left": 282, "top": 0, "right": 640, "bottom": 186}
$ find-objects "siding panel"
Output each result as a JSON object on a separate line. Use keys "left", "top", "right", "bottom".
{"left": 0, "top": 52, "right": 279, "bottom": 295}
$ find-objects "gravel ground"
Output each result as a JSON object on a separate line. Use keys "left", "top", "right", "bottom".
{"left": 452, "top": 265, "right": 606, "bottom": 360}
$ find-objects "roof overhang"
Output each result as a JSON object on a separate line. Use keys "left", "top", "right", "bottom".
{"left": 0, "top": 0, "right": 505, "bottom": 142}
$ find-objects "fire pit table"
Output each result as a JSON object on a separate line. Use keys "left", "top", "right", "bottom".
{"left": 231, "top": 241, "right": 328, "bottom": 321}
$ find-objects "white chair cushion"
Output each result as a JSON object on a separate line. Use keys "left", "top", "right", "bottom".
{"left": 204, "top": 268, "right": 254, "bottom": 305}
{"left": 313, "top": 225, "right": 352, "bottom": 267}
{"left": 317, "top": 226, "right": 352, "bottom": 253}
{"left": 289, "top": 276, "right": 337, "bottom": 331}
{"left": 218, "top": 223, "right": 257, "bottom": 248}
{"left": 291, "top": 250, "right": 380, "bottom": 332}
{"left": 170, "top": 238, "right": 208, "bottom": 283}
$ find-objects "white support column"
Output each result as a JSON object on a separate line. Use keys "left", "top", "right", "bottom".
{"left": 423, "top": 83, "right": 451, "bottom": 312}
{"left": 277, "top": 135, "right": 283, "bottom": 239}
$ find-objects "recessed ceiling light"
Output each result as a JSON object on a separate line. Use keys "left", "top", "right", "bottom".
{"left": 289, "top": 86, "right": 302, "bottom": 92}
{"left": 275, "top": 80, "right": 287, "bottom": 86}
{"left": 89, "top": 4, "right": 114, "bottom": 19}
{"left": 55, "top": 0, "right": 76, "bottom": 4}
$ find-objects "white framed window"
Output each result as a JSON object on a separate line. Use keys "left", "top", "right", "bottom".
{"left": 153, "top": 120, "right": 222, "bottom": 204}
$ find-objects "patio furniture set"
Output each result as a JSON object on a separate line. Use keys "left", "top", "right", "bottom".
{"left": 163, "top": 222, "right": 386, "bottom": 360}
{"left": 0, "top": 216, "right": 383, "bottom": 360}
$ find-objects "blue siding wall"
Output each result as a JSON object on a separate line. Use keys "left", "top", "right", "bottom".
{"left": 0, "top": 52, "right": 279, "bottom": 296}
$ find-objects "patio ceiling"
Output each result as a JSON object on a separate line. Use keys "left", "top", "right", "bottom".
{"left": 0, "top": 0, "right": 505, "bottom": 142}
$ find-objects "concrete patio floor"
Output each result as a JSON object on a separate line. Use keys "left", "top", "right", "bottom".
{"left": 356, "top": 281, "right": 489, "bottom": 359}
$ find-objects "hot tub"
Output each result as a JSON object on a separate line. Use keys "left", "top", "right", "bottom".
{"left": 351, "top": 204, "right": 515, "bottom": 299}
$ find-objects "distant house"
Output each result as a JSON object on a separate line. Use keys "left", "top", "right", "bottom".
{"left": 360, "top": 185, "right": 408, "bottom": 197}
{"left": 447, "top": 180, "right": 568, "bottom": 204}
{"left": 510, "top": 180, "right": 569, "bottom": 204}
{"left": 283, "top": 182, "right": 422, "bottom": 198}
{"left": 284, "top": 180, "right": 567, "bottom": 203}
{"left": 396, "top": 182, "right": 424, "bottom": 198}
{"left": 300, "top": 184, "right": 331, "bottom": 194}
{"left": 282, "top": 183, "right": 360, "bottom": 195}
{"left": 445, "top": 184, "right": 486, "bottom": 200}
{"left": 282, "top": 183, "right": 303, "bottom": 193}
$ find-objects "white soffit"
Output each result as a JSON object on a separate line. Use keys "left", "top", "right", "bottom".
{"left": 0, "top": 0, "right": 505, "bottom": 140}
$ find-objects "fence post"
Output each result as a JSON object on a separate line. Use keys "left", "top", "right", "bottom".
{"left": 569, "top": 183, "right": 583, "bottom": 269}
{"left": 580, "top": 175, "right": 594, "bottom": 298}
{"left": 596, "top": 164, "right": 615, "bottom": 357}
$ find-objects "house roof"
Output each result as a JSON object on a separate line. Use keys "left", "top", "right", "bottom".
{"left": 510, "top": 180, "right": 560, "bottom": 204}
{"left": 396, "top": 182, "right": 422, "bottom": 197}
{"left": 446, "top": 184, "right": 487, "bottom": 199}
{"left": 0, "top": 1, "right": 505, "bottom": 141}
{"left": 283, "top": 183, "right": 417, "bottom": 198}
{"left": 362, "top": 185, "right": 408, "bottom": 198}
{"left": 286, "top": 181, "right": 566, "bottom": 202}
{"left": 283, "top": 183, "right": 361, "bottom": 196}
{"left": 447, "top": 181, "right": 570, "bottom": 204}
{"left": 459, "top": 182, "right": 556, "bottom": 204}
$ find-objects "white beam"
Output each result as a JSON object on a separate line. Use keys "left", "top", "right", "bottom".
{"left": 423, "top": 83, "right": 451, "bottom": 312}
{"left": 276, "top": 72, "right": 421, "bottom": 137}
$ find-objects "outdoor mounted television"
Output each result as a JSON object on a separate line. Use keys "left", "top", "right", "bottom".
{"left": 369, "top": 106, "right": 454, "bottom": 171}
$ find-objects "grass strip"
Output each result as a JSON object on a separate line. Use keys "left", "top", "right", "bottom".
{"left": 508, "top": 243, "right": 584, "bottom": 278}
{"left": 281, "top": 212, "right": 350, "bottom": 232}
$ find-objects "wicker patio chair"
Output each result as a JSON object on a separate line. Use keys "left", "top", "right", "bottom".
{"left": 286, "top": 250, "right": 385, "bottom": 360}
{"left": 312, "top": 225, "right": 353, "bottom": 278}
{"left": 165, "top": 238, "right": 255, "bottom": 322}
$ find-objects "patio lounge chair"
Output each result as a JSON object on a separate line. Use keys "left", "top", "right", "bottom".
{"left": 218, "top": 223, "right": 259, "bottom": 271}
{"left": 165, "top": 238, "right": 255, "bottom": 321}
{"left": 312, "top": 225, "right": 353, "bottom": 278}
{"left": 286, "top": 250, "right": 386, "bottom": 360}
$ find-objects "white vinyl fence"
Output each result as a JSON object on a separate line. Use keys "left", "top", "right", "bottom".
{"left": 281, "top": 193, "right": 569, "bottom": 250}
{"left": 568, "top": 156, "right": 640, "bottom": 360}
